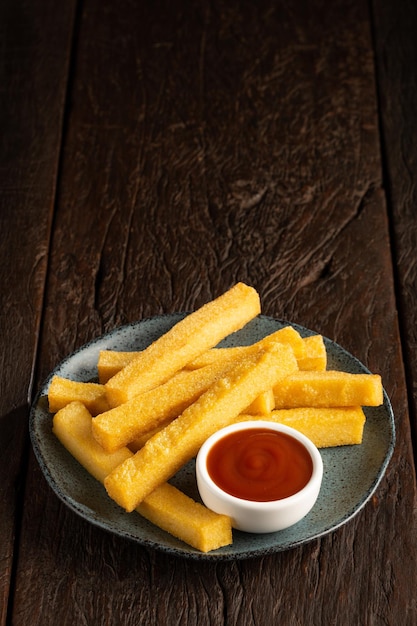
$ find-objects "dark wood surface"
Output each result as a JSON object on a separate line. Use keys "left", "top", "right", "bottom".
{"left": 1, "top": 0, "right": 416, "bottom": 624}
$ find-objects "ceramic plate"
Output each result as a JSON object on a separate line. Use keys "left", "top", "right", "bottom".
{"left": 30, "top": 314, "right": 395, "bottom": 560}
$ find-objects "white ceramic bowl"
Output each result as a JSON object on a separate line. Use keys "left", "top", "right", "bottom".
{"left": 196, "top": 420, "right": 323, "bottom": 533}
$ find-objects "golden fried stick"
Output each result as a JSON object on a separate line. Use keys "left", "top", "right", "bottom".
{"left": 53, "top": 401, "right": 132, "bottom": 482}
{"left": 244, "top": 389, "right": 275, "bottom": 414}
{"left": 104, "top": 342, "right": 298, "bottom": 512}
{"left": 98, "top": 351, "right": 136, "bottom": 384}
{"left": 53, "top": 402, "right": 232, "bottom": 552}
{"left": 138, "top": 483, "right": 232, "bottom": 553}
{"left": 237, "top": 406, "right": 366, "bottom": 447}
{"left": 48, "top": 375, "right": 110, "bottom": 416}
{"left": 125, "top": 392, "right": 276, "bottom": 451}
{"left": 93, "top": 360, "right": 245, "bottom": 452}
{"left": 94, "top": 336, "right": 282, "bottom": 453}
{"left": 97, "top": 326, "right": 308, "bottom": 383}
{"left": 130, "top": 405, "right": 366, "bottom": 452}
{"left": 297, "top": 335, "right": 327, "bottom": 371}
{"left": 273, "top": 371, "right": 383, "bottom": 408}
{"left": 184, "top": 325, "right": 306, "bottom": 368}
{"left": 105, "top": 282, "right": 261, "bottom": 407}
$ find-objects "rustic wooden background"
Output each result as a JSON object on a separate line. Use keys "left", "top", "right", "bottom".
{"left": 1, "top": 0, "right": 416, "bottom": 624}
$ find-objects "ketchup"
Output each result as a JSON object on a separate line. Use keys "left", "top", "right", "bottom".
{"left": 206, "top": 428, "right": 313, "bottom": 501}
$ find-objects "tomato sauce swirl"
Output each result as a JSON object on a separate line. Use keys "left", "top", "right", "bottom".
{"left": 206, "top": 427, "right": 313, "bottom": 501}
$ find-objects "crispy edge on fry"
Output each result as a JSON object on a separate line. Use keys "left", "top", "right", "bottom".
{"left": 237, "top": 406, "right": 366, "bottom": 447}
{"left": 94, "top": 336, "right": 284, "bottom": 452}
{"left": 104, "top": 342, "right": 298, "bottom": 512}
{"left": 97, "top": 326, "right": 306, "bottom": 383}
{"left": 101, "top": 391, "right": 277, "bottom": 454}
{"left": 185, "top": 325, "right": 306, "bottom": 369}
{"left": 93, "top": 360, "right": 243, "bottom": 452}
{"left": 98, "top": 351, "right": 137, "bottom": 384}
{"left": 48, "top": 375, "right": 110, "bottom": 416}
{"left": 245, "top": 389, "right": 275, "bottom": 415}
{"left": 298, "top": 335, "right": 327, "bottom": 371}
{"left": 137, "top": 483, "right": 232, "bottom": 553}
{"left": 105, "top": 282, "right": 261, "bottom": 407}
{"left": 273, "top": 371, "right": 383, "bottom": 408}
{"left": 52, "top": 401, "right": 232, "bottom": 552}
{"left": 129, "top": 425, "right": 164, "bottom": 452}
{"left": 52, "top": 401, "right": 132, "bottom": 481}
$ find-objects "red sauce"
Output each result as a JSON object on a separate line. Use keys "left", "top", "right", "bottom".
{"left": 206, "top": 428, "right": 313, "bottom": 502}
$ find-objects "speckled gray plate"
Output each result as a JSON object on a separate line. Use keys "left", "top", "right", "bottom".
{"left": 30, "top": 314, "right": 395, "bottom": 560}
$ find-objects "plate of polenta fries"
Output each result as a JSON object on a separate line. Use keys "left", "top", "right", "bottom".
{"left": 30, "top": 283, "right": 395, "bottom": 559}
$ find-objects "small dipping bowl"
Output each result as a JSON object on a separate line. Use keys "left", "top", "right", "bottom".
{"left": 196, "top": 420, "right": 323, "bottom": 533}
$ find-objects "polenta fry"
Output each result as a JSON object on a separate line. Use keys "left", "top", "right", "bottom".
{"left": 245, "top": 389, "right": 275, "bottom": 414}
{"left": 97, "top": 327, "right": 320, "bottom": 382}
{"left": 104, "top": 342, "right": 298, "bottom": 512}
{"left": 53, "top": 401, "right": 232, "bottom": 552}
{"left": 138, "top": 482, "right": 232, "bottom": 553}
{"left": 130, "top": 404, "right": 365, "bottom": 452}
{"left": 273, "top": 371, "right": 383, "bottom": 408}
{"left": 94, "top": 336, "right": 283, "bottom": 453}
{"left": 48, "top": 375, "right": 110, "bottom": 416}
{"left": 185, "top": 325, "right": 306, "bottom": 369}
{"left": 236, "top": 406, "right": 366, "bottom": 447}
{"left": 98, "top": 351, "right": 137, "bottom": 384}
{"left": 105, "top": 282, "right": 261, "bottom": 407}
{"left": 53, "top": 401, "right": 133, "bottom": 482}
{"left": 298, "top": 335, "right": 327, "bottom": 371}
{"left": 93, "top": 359, "right": 254, "bottom": 452}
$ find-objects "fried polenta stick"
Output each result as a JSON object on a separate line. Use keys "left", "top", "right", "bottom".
{"left": 97, "top": 326, "right": 313, "bottom": 384}
{"left": 138, "top": 482, "right": 232, "bottom": 553}
{"left": 93, "top": 360, "right": 246, "bottom": 452}
{"left": 127, "top": 390, "right": 275, "bottom": 451}
{"left": 94, "top": 337, "right": 281, "bottom": 453}
{"left": 297, "top": 335, "right": 327, "bottom": 371}
{"left": 129, "top": 425, "right": 164, "bottom": 452}
{"left": 48, "top": 375, "right": 110, "bottom": 415}
{"left": 128, "top": 389, "right": 274, "bottom": 452}
{"left": 244, "top": 389, "right": 275, "bottom": 414}
{"left": 237, "top": 406, "right": 366, "bottom": 447}
{"left": 53, "top": 402, "right": 232, "bottom": 552}
{"left": 273, "top": 371, "right": 383, "bottom": 408}
{"left": 187, "top": 331, "right": 325, "bottom": 372}
{"left": 105, "top": 282, "right": 261, "bottom": 407}
{"left": 130, "top": 405, "right": 366, "bottom": 452}
{"left": 98, "top": 351, "right": 136, "bottom": 384}
{"left": 104, "top": 342, "right": 298, "bottom": 512}
{"left": 53, "top": 401, "right": 133, "bottom": 481}
{"left": 184, "top": 325, "right": 306, "bottom": 369}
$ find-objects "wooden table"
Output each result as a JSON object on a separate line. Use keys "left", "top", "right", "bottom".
{"left": 2, "top": 1, "right": 416, "bottom": 623}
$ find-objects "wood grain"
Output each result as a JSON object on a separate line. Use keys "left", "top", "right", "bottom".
{"left": 0, "top": 2, "right": 76, "bottom": 624}
{"left": 3, "top": 0, "right": 416, "bottom": 624}
{"left": 372, "top": 0, "right": 417, "bottom": 458}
